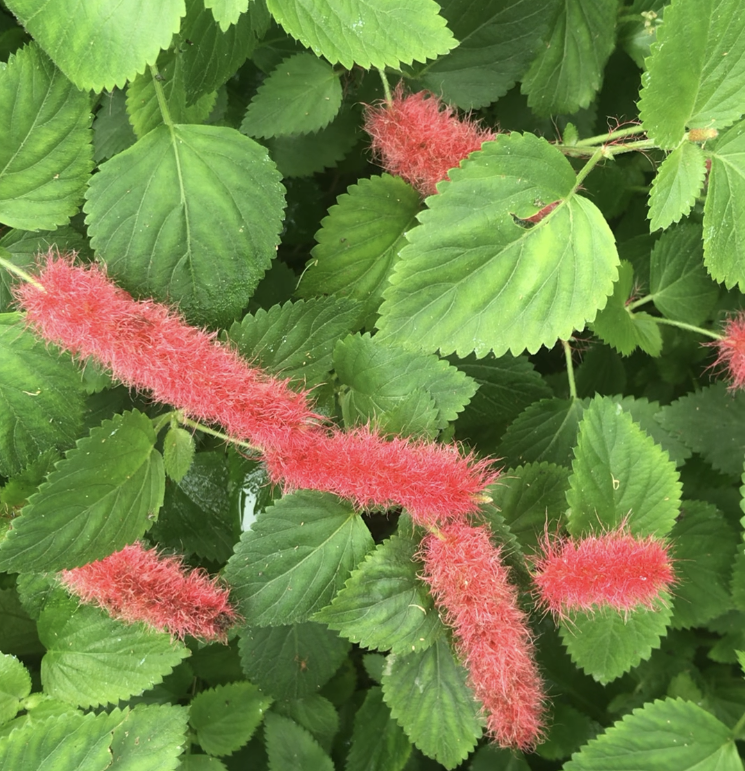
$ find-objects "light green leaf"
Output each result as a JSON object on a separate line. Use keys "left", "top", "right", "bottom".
{"left": 190, "top": 682, "right": 271, "bottom": 757}
{"left": 264, "top": 712, "right": 334, "bottom": 771}
{"left": 109, "top": 704, "right": 188, "bottom": 771}
{"left": 314, "top": 534, "right": 444, "bottom": 655}
{"left": 346, "top": 687, "right": 411, "bottom": 771}
{"left": 226, "top": 491, "right": 373, "bottom": 626}
{"left": 39, "top": 597, "right": 189, "bottom": 708}
{"left": 0, "top": 314, "right": 85, "bottom": 478}
{"left": 163, "top": 426, "right": 195, "bottom": 483}
{"left": 226, "top": 297, "right": 361, "bottom": 388}
{"left": 297, "top": 174, "right": 420, "bottom": 328}
{"left": 377, "top": 133, "right": 618, "bottom": 357}
{"left": 93, "top": 90, "right": 136, "bottom": 163}
{"left": 334, "top": 333, "right": 477, "bottom": 434}
{"left": 204, "top": 0, "right": 248, "bottom": 31}
{"left": 408, "top": 0, "right": 558, "bottom": 110}
{"left": 639, "top": 0, "right": 745, "bottom": 148}
{"left": 670, "top": 501, "right": 737, "bottom": 629}
{"left": 564, "top": 698, "right": 742, "bottom": 771}
{"left": 500, "top": 397, "right": 587, "bottom": 468}
{"left": 180, "top": 757, "right": 228, "bottom": 771}
{"left": 0, "top": 654, "right": 30, "bottom": 727}
{"left": 242, "top": 52, "right": 342, "bottom": 138}
{"left": 520, "top": 0, "right": 617, "bottom": 116}
{"left": 648, "top": 141, "right": 707, "bottom": 231}
{"left": 560, "top": 601, "right": 673, "bottom": 684}
{"left": 85, "top": 124, "right": 285, "bottom": 327}
{"left": 0, "top": 410, "right": 165, "bottom": 573}
{"left": 658, "top": 383, "right": 745, "bottom": 477}
{"left": 382, "top": 638, "right": 482, "bottom": 769}
{"left": 703, "top": 120, "right": 745, "bottom": 290}
{"left": 649, "top": 222, "right": 719, "bottom": 324}
{"left": 566, "top": 395, "right": 682, "bottom": 537}
{"left": 0, "top": 43, "right": 92, "bottom": 231}
{"left": 265, "top": 0, "right": 456, "bottom": 70}
{"left": 238, "top": 622, "right": 350, "bottom": 700}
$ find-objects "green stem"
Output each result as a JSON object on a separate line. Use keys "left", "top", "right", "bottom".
{"left": 562, "top": 340, "right": 578, "bottom": 400}
{"left": 574, "top": 146, "right": 605, "bottom": 190}
{"left": 572, "top": 125, "right": 646, "bottom": 147}
{"left": 653, "top": 316, "right": 722, "bottom": 341}
{"left": 558, "top": 138, "right": 657, "bottom": 158}
{"left": 378, "top": 68, "right": 392, "bottom": 104}
{"left": 178, "top": 415, "right": 260, "bottom": 454}
{"left": 627, "top": 294, "right": 654, "bottom": 311}
{"left": 150, "top": 64, "right": 173, "bottom": 127}
{"left": 732, "top": 709, "right": 745, "bottom": 741}
{"left": 0, "top": 255, "right": 46, "bottom": 292}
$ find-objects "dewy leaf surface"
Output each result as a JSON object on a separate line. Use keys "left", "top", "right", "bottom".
{"left": 0, "top": 410, "right": 165, "bottom": 573}
{"left": 85, "top": 124, "right": 285, "bottom": 327}
{"left": 639, "top": 0, "right": 745, "bottom": 148}
{"left": 520, "top": 0, "right": 616, "bottom": 116}
{"left": 566, "top": 396, "right": 682, "bottom": 537}
{"left": 564, "top": 698, "right": 742, "bottom": 771}
{"left": 264, "top": 0, "right": 456, "bottom": 70}
{"left": 225, "top": 491, "right": 374, "bottom": 626}
{"left": 377, "top": 133, "right": 618, "bottom": 357}
{"left": 5, "top": 0, "right": 185, "bottom": 92}
{"left": 0, "top": 43, "right": 92, "bottom": 230}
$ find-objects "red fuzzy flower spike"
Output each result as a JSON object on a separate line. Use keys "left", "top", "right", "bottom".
{"left": 532, "top": 527, "right": 675, "bottom": 618}
{"left": 15, "top": 254, "right": 317, "bottom": 452}
{"left": 59, "top": 543, "right": 238, "bottom": 641}
{"left": 712, "top": 312, "right": 745, "bottom": 391}
{"left": 364, "top": 85, "right": 496, "bottom": 197}
{"left": 422, "top": 522, "right": 545, "bottom": 750}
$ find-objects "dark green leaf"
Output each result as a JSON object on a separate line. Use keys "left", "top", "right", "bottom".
{"left": 648, "top": 141, "right": 707, "bottom": 232}
{"left": 0, "top": 587, "right": 43, "bottom": 656}
{"left": 0, "top": 654, "right": 30, "bottom": 726}
{"left": 109, "top": 704, "right": 189, "bottom": 771}
{"left": 536, "top": 703, "right": 596, "bottom": 761}
{"left": 93, "top": 90, "right": 136, "bottom": 163}
{"left": 0, "top": 410, "right": 165, "bottom": 573}
{"left": 264, "top": 712, "right": 334, "bottom": 771}
{"left": 274, "top": 695, "right": 338, "bottom": 752}
{"left": 346, "top": 687, "right": 411, "bottom": 771}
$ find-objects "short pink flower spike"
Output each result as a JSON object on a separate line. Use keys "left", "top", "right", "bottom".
{"left": 712, "top": 312, "right": 745, "bottom": 391}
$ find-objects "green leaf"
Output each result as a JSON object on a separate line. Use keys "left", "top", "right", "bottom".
{"left": 226, "top": 491, "right": 373, "bottom": 626}
{"left": 204, "top": 0, "right": 248, "bottom": 31}
{"left": 0, "top": 587, "right": 43, "bottom": 656}
{"left": 703, "top": 120, "right": 745, "bottom": 290}
{"left": 241, "top": 53, "right": 342, "bottom": 138}
{"left": 564, "top": 698, "right": 742, "bottom": 770}
{"left": 93, "top": 90, "right": 137, "bottom": 165}
{"left": 536, "top": 703, "right": 596, "bottom": 761}
{"left": 226, "top": 297, "right": 361, "bottom": 388}
{"left": 334, "top": 333, "right": 477, "bottom": 434}
{"left": 591, "top": 262, "right": 663, "bottom": 357}
{"left": 0, "top": 43, "right": 92, "bottom": 230}
{"left": 408, "top": 0, "right": 558, "bottom": 110}
{"left": 109, "top": 704, "right": 188, "bottom": 771}
{"left": 297, "top": 174, "right": 420, "bottom": 328}
{"left": 670, "top": 501, "right": 737, "bottom": 629}
{"left": 566, "top": 395, "right": 682, "bottom": 537}
{"left": 84, "top": 124, "right": 285, "bottom": 327}
{"left": 264, "top": 712, "right": 334, "bottom": 771}
{"left": 489, "top": 463, "right": 570, "bottom": 550}
{"left": 0, "top": 654, "right": 30, "bottom": 726}
{"left": 274, "top": 695, "right": 338, "bottom": 752}
{"left": 264, "top": 0, "right": 456, "bottom": 70}
{"left": 658, "top": 383, "right": 745, "bottom": 477}
{"left": 190, "top": 682, "right": 272, "bottom": 756}
{"left": 648, "top": 222, "right": 719, "bottom": 324}
{"left": 346, "top": 687, "right": 411, "bottom": 771}
{"left": 163, "top": 426, "right": 195, "bottom": 483}
{"left": 238, "top": 622, "right": 350, "bottom": 700}
{"left": 500, "top": 397, "right": 587, "bottom": 468}
{"left": 314, "top": 534, "right": 444, "bottom": 655}
{"left": 180, "top": 757, "right": 228, "bottom": 771}
{"left": 39, "top": 597, "right": 189, "bottom": 708}
{"left": 639, "top": 0, "right": 745, "bottom": 148}
{"left": 0, "top": 410, "right": 165, "bottom": 573}
{"left": 648, "top": 141, "right": 707, "bottom": 232}
{"left": 0, "top": 314, "right": 85, "bottom": 478}
{"left": 0, "top": 711, "right": 121, "bottom": 771}
{"left": 376, "top": 133, "right": 618, "bottom": 357}
{"left": 5, "top": 0, "right": 185, "bottom": 92}
{"left": 382, "top": 638, "right": 482, "bottom": 769}
{"left": 471, "top": 745, "right": 531, "bottom": 771}
{"left": 560, "top": 601, "right": 673, "bottom": 684}
{"left": 520, "top": 0, "right": 617, "bottom": 116}
{"left": 450, "top": 353, "right": 552, "bottom": 448}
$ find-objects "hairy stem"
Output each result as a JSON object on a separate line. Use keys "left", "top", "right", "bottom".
{"left": 0, "top": 255, "right": 46, "bottom": 292}
{"left": 378, "top": 68, "right": 392, "bottom": 104}
{"left": 150, "top": 64, "right": 174, "bottom": 127}
{"left": 562, "top": 340, "right": 578, "bottom": 400}
{"left": 653, "top": 316, "right": 722, "bottom": 340}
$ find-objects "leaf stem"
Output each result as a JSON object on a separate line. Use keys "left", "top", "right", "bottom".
{"left": 732, "top": 709, "right": 745, "bottom": 740}
{"left": 652, "top": 316, "right": 722, "bottom": 340}
{"left": 150, "top": 64, "right": 174, "bottom": 128}
{"left": 627, "top": 294, "right": 654, "bottom": 311}
{"left": 572, "top": 125, "right": 646, "bottom": 147}
{"left": 0, "top": 255, "right": 46, "bottom": 292}
{"left": 178, "top": 415, "right": 260, "bottom": 454}
{"left": 574, "top": 146, "right": 605, "bottom": 190}
{"left": 562, "top": 340, "right": 578, "bottom": 400}
{"left": 378, "top": 68, "right": 392, "bottom": 104}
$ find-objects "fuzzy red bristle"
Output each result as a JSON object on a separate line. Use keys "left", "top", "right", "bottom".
{"left": 712, "top": 313, "right": 745, "bottom": 391}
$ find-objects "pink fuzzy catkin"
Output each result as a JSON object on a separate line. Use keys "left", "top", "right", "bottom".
{"left": 59, "top": 543, "right": 237, "bottom": 641}
{"left": 712, "top": 313, "right": 745, "bottom": 391}
{"left": 15, "top": 255, "right": 497, "bottom": 526}
{"left": 422, "top": 522, "right": 545, "bottom": 750}
{"left": 532, "top": 528, "right": 674, "bottom": 618}
{"left": 363, "top": 85, "right": 496, "bottom": 196}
